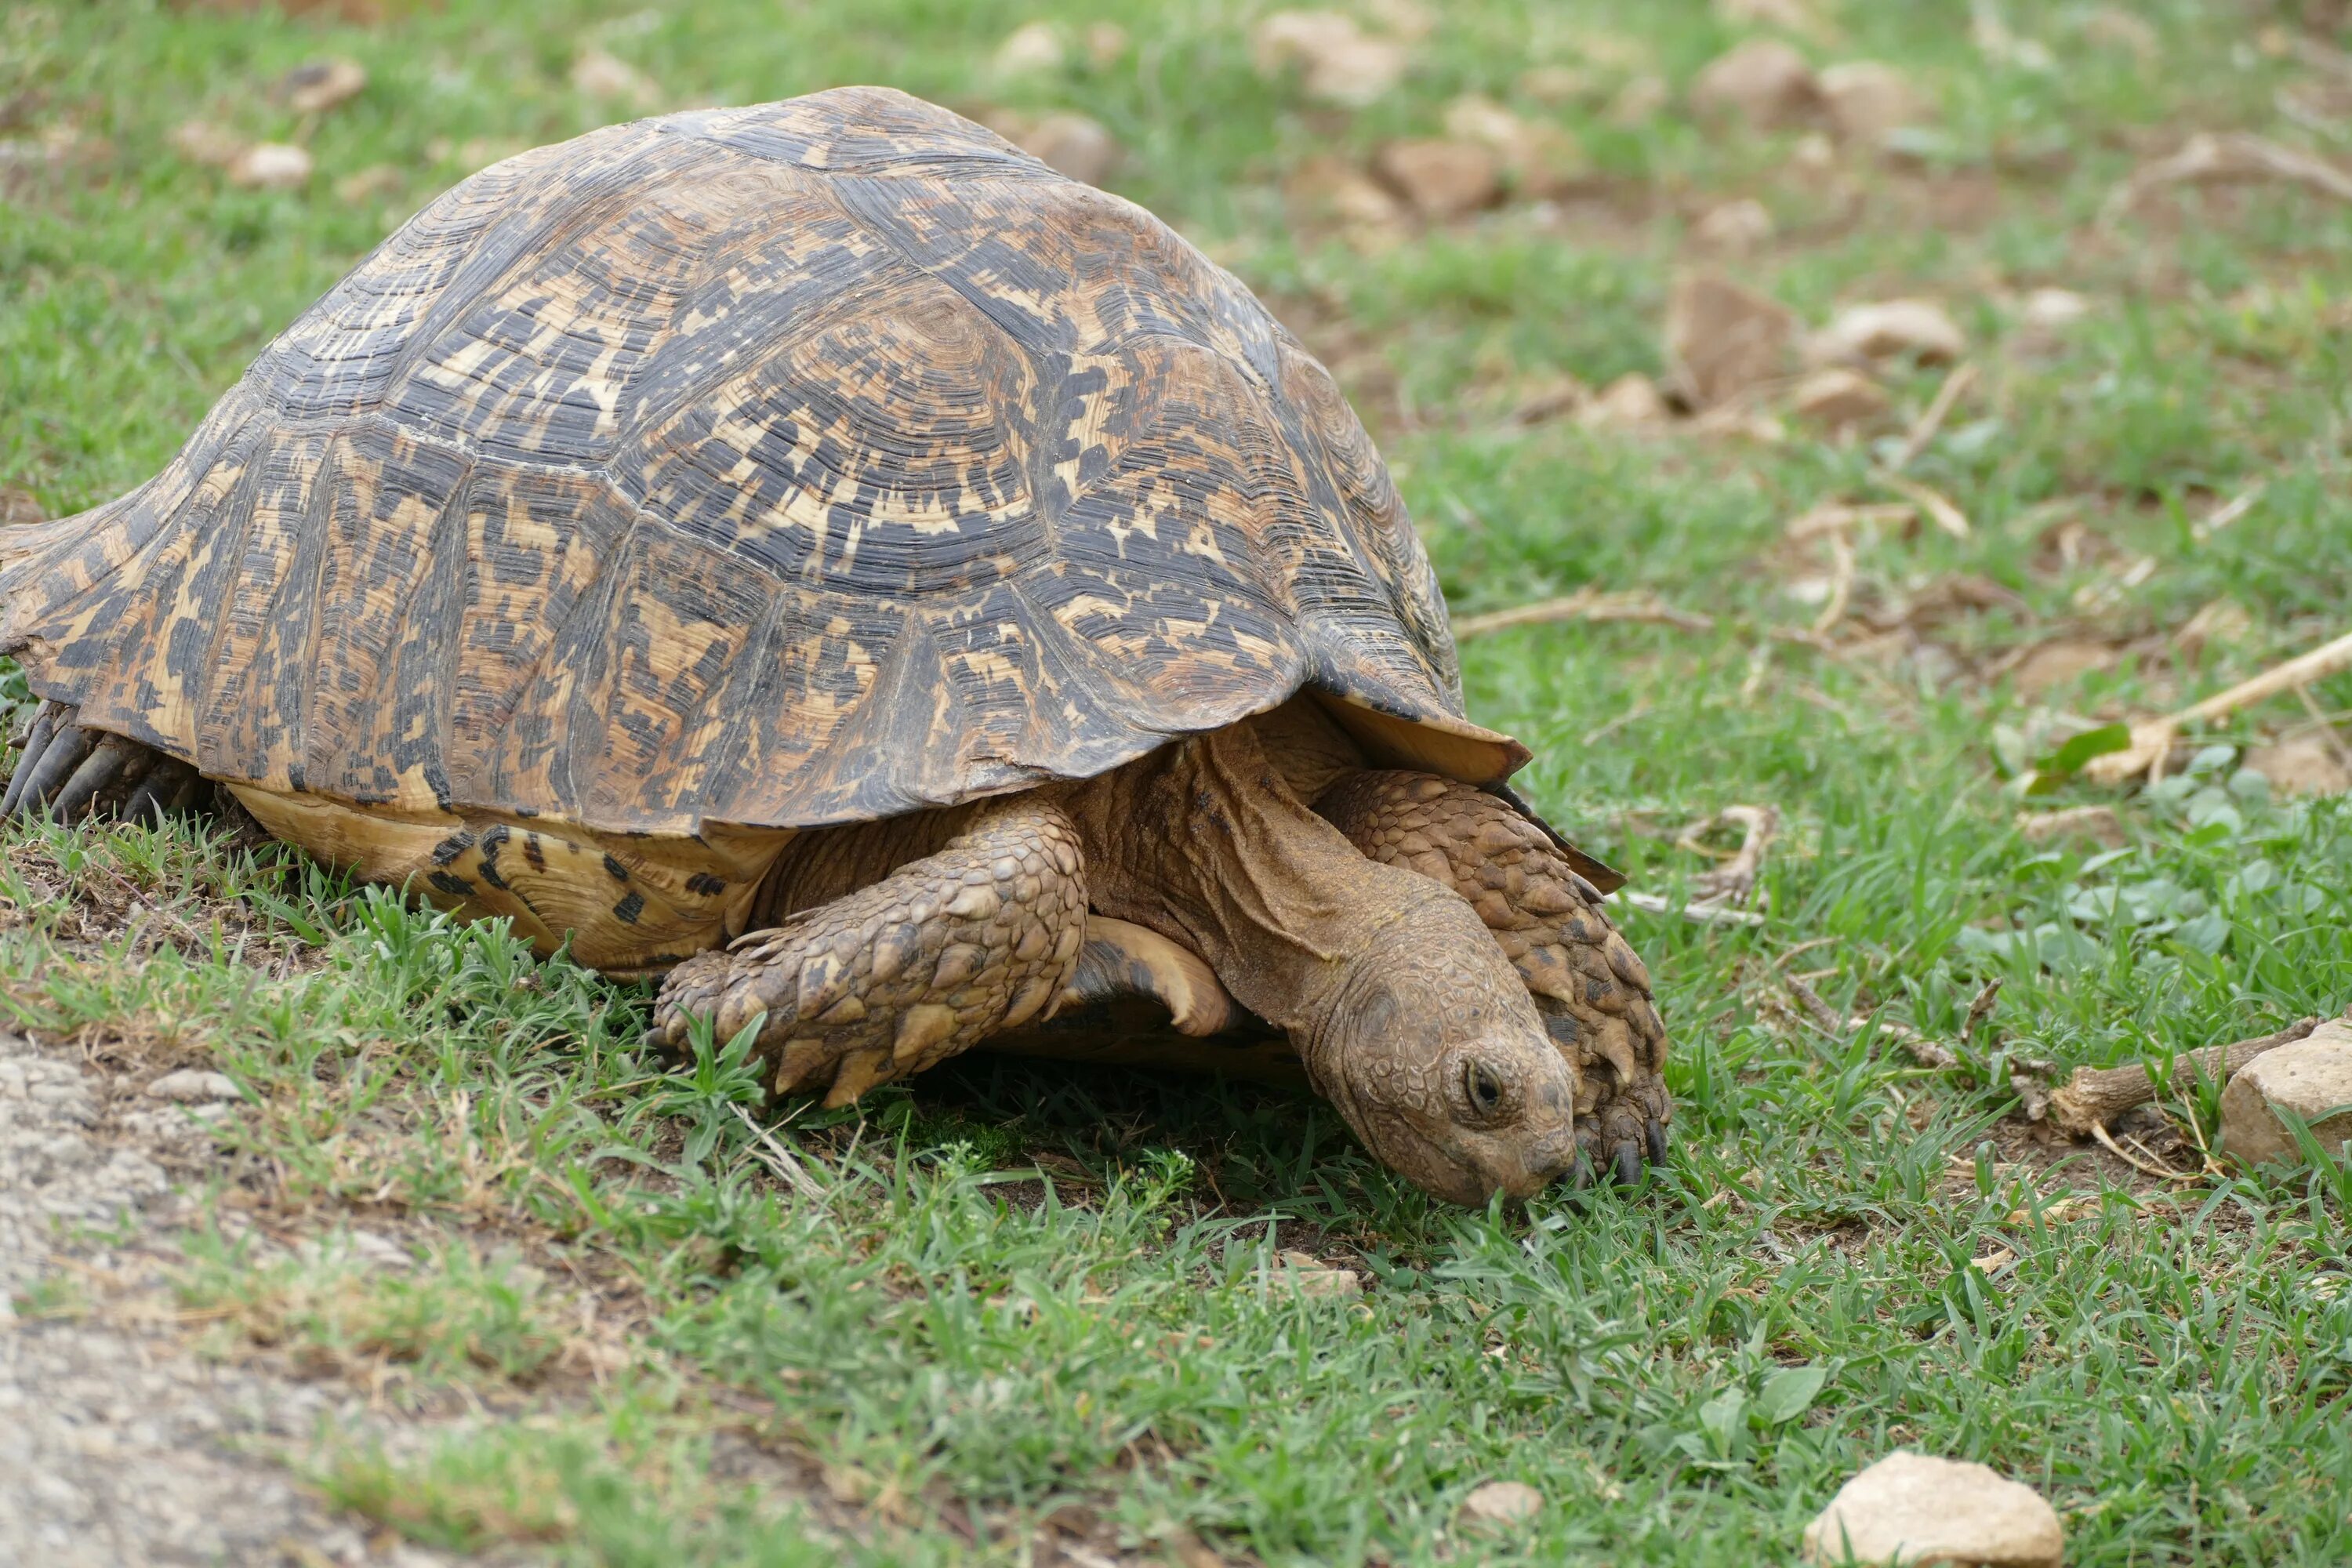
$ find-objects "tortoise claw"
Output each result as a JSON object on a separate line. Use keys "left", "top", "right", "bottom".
{"left": 1646, "top": 1119, "right": 1670, "bottom": 1168}
{"left": 1610, "top": 1138, "right": 1644, "bottom": 1189}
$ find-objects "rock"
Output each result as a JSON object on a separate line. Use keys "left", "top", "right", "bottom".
{"left": 1283, "top": 152, "right": 1406, "bottom": 238}
{"left": 1275, "top": 1250, "right": 1363, "bottom": 1298}
{"left": 1664, "top": 273, "right": 1796, "bottom": 408}
{"left": 1516, "top": 64, "right": 1592, "bottom": 105}
{"left": 1792, "top": 366, "right": 1889, "bottom": 428}
{"left": 1251, "top": 11, "right": 1407, "bottom": 107}
{"left": 2020, "top": 286, "right": 2092, "bottom": 332}
{"left": 1809, "top": 298, "right": 1966, "bottom": 365}
{"left": 1802, "top": 1452, "right": 2064, "bottom": 1567}
{"left": 1442, "top": 96, "right": 1586, "bottom": 197}
{"left": 331, "top": 163, "right": 403, "bottom": 205}
{"left": 1690, "top": 40, "right": 1820, "bottom": 131}
{"left": 1011, "top": 112, "right": 1120, "bottom": 187}
{"left": 276, "top": 57, "right": 366, "bottom": 115}
{"left": 2245, "top": 735, "right": 2352, "bottom": 797}
{"left": 1579, "top": 372, "right": 1670, "bottom": 429}
{"left": 2015, "top": 805, "right": 2129, "bottom": 848}
{"left": 227, "top": 143, "right": 313, "bottom": 191}
{"left": 1607, "top": 74, "right": 1671, "bottom": 125}
{"left": 168, "top": 119, "right": 245, "bottom": 168}
{"left": 1083, "top": 21, "right": 1128, "bottom": 67}
{"left": 145, "top": 1069, "right": 242, "bottom": 1105}
{"left": 1374, "top": 138, "right": 1501, "bottom": 220}
{"left": 1460, "top": 1480, "right": 1544, "bottom": 1527}
{"left": 992, "top": 20, "right": 1067, "bottom": 76}
{"left": 2222, "top": 1018, "right": 2352, "bottom": 1165}
{"left": 1819, "top": 60, "right": 1922, "bottom": 144}
{"left": 571, "top": 49, "right": 659, "bottom": 108}
{"left": 1693, "top": 196, "right": 1773, "bottom": 252}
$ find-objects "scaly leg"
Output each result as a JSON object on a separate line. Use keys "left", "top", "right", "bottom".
{"left": 1317, "top": 770, "right": 1671, "bottom": 1185}
{"left": 650, "top": 795, "right": 1089, "bottom": 1106}
{"left": 2, "top": 700, "right": 203, "bottom": 822}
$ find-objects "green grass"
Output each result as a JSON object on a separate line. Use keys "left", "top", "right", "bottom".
{"left": 5, "top": 0, "right": 2352, "bottom": 1562}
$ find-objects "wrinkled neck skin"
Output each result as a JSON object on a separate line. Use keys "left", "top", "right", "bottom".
{"left": 1068, "top": 718, "right": 1421, "bottom": 1052}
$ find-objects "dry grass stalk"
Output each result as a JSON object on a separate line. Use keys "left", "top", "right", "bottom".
{"left": 1886, "top": 361, "right": 1977, "bottom": 473}
{"left": 1875, "top": 472, "right": 1969, "bottom": 538}
{"left": 2046, "top": 1017, "right": 2321, "bottom": 1136}
{"left": 2083, "top": 630, "right": 2352, "bottom": 783}
{"left": 1452, "top": 589, "right": 1717, "bottom": 638}
{"left": 1811, "top": 528, "right": 1856, "bottom": 634}
{"left": 2103, "top": 131, "right": 2352, "bottom": 227}
{"left": 1611, "top": 890, "right": 1767, "bottom": 927}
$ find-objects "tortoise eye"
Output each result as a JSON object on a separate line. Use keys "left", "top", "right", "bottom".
{"left": 1461, "top": 1059, "right": 1511, "bottom": 1123}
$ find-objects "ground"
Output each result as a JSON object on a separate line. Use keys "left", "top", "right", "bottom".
{"left": 3, "top": 1, "right": 2352, "bottom": 1563}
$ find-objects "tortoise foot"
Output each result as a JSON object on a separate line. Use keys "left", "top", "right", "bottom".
{"left": 2, "top": 701, "right": 205, "bottom": 824}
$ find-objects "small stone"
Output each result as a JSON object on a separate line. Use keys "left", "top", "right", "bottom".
{"left": 1665, "top": 273, "right": 1797, "bottom": 408}
{"left": 1011, "top": 112, "right": 1119, "bottom": 187}
{"left": 1284, "top": 152, "right": 1405, "bottom": 233}
{"left": 1818, "top": 60, "right": 1922, "bottom": 144}
{"left": 2019, "top": 287, "right": 2092, "bottom": 332}
{"left": 145, "top": 1069, "right": 241, "bottom": 1105}
{"left": 227, "top": 143, "right": 312, "bottom": 191}
{"left": 1374, "top": 138, "right": 1501, "bottom": 220}
{"left": 2245, "top": 735, "right": 2352, "bottom": 798}
{"left": 571, "top": 49, "right": 659, "bottom": 108}
{"left": 1441, "top": 95, "right": 1585, "bottom": 197}
{"left": 993, "top": 20, "right": 1067, "bottom": 77}
{"left": 1802, "top": 1452, "right": 2064, "bottom": 1567}
{"left": 1252, "top": 12, "right": 1407, "bottom": 107}
{"left": 1083, "top": 21, "right": 1128, "bottom": 67}
{"left": 1693, "top": 197, "right": 1773, "bottom": 252}
{"left": 1791, "top": 366, "right": 1889, "bottom": 428}
{"left": 1275, "top": 1249, "right": 1362, "bottom": 1298}
{"left": 1460, "top": 1479, "right": 1544, "bottom": 1527}
{"left": 1690, "top": 39, "right": 1820, "bottom": 131}
{"left": 276, "top": 58, "right": 366, "bottom": 115}
{"left": 1606, "top": 74, "right": 1671, "bottom": 126}
{"left": 2222, "top": 1018, "right": 2352, "bottom": 1165}
{"left": 1809, "top": 298, "right": 1966, "bottom": 365}
{"left": 1579, "top": 372, "right": 1670, "bottom": 430}
{"left": 168, "top": 120, "right": 245, "bottom": 168}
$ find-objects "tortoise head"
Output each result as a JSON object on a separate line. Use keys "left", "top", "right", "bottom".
{"left": 1301, "top": 894, "right": 1582, "bottom": 1207}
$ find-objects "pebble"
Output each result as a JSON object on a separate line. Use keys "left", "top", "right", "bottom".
{"left": 1460, "top": 1479, "right": 1544, "bottom": 1527}
{"left": 2221, "top": 1018, "right": 2352, "bottom": 1165}
{"left": 1802, "top": 1452, "right": 2063, "bottom": 1566}
{"left": 146, "top": 1069, "right": 242, "bottom": 1105}
{"left": 1665, "top": 272, "right": 1796, "bottom": 408}
{"left": 1690, "top": 39, "right": 1820, "bottom": 130}
{"left": 227, "top": 142, "right": 314, "bottom": 191}
{"left": 1818, "top": 60, "right": 1922, "bottom": 144}
{"left": 1374, "top": 138, "right": 1501, "bottom": 220}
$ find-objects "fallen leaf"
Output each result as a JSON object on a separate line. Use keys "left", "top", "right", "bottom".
{"left": 571, "top": 49, "right": 659, "bottom": 109}
{"left": 1791, "top": 366, "right": 1888, "bottom": 428}
{"left": 2245, "top": 735, "right": 2352, "bottom": 797}
{"left": 1808, "top": 298, "right": 1966, "bottom": 365}
{"left": 992, "top": 20, "right": 1067, "bottom": 77}
{"left": 1817, "top": 60, "right": 1922, "bottom": 144}
{"left": 1580, "top": 372, "right": 1670, "bottom": 429}
{"left": 1665, "top": 273, "right": 1797, "bottom": 408}
{"left": 2103, "top": 131, "right": 2352, "bottom": 227}
{"left": 1690, "top": 39, "right": 1820, "bottom": 130}
{"left": 227, "top": 142, "right": 313, "bottom": 190}
{"left": 1374, "top": 137, "right": 1501, "bottom": 220}
{"left": 1251, "top": 11, "right": 1407, "bottom": 107}
{"left": 1693, "top": 196, "right": 1773, "bottom": 252}
{"left": 277, "top": 57, "right": 366, "bottom": 115}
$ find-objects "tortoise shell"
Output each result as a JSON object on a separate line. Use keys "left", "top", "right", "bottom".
{"left": 0, "top": 86, "right": 1523, "bottom": 836}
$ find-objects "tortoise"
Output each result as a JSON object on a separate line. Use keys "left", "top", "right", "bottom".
{"left": 0, "top": 87, "right": 1669, "bottom": 1205}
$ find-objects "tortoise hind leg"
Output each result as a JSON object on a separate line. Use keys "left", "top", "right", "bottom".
{"left": 2, "top": 700, "right": 204, "bottom": 823}
{"left": 651, "top": 795, "right": 1090, "bottom": 1107}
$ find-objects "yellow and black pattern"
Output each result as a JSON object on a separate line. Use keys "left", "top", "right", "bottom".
{"left": 0, "top": 85, "right": 1518, "bottom": 844}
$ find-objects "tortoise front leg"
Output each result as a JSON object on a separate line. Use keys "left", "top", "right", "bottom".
{"left": 1317, "top": 771, "right": 1671, "bottom": 1185}
{"left": 650, "top": 796, "right": 1090, "bottom": 1106}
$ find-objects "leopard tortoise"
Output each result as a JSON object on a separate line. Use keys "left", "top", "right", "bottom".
{"left": 0, "top": 87, "right": 1668, "bottom": 1204}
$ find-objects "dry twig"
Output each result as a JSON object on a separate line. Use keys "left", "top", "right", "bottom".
{"left": 2083, "top": 630, "right": 2352, "bottom": 783}
{"left": 2101, "top": 131, "right": 2352, "bottom": 227}
{"left": 2046, "top": 1017, "right": 2321, "bottom": 1137}
{"left": 1453, "top": 589, "right": 1717, "bottom": 639}
{"left": 1886, "top": 361, "right": 1978, "bottom": 474}
{"left": 731, "top": 1102, "right": 829, "bottom": 1201}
